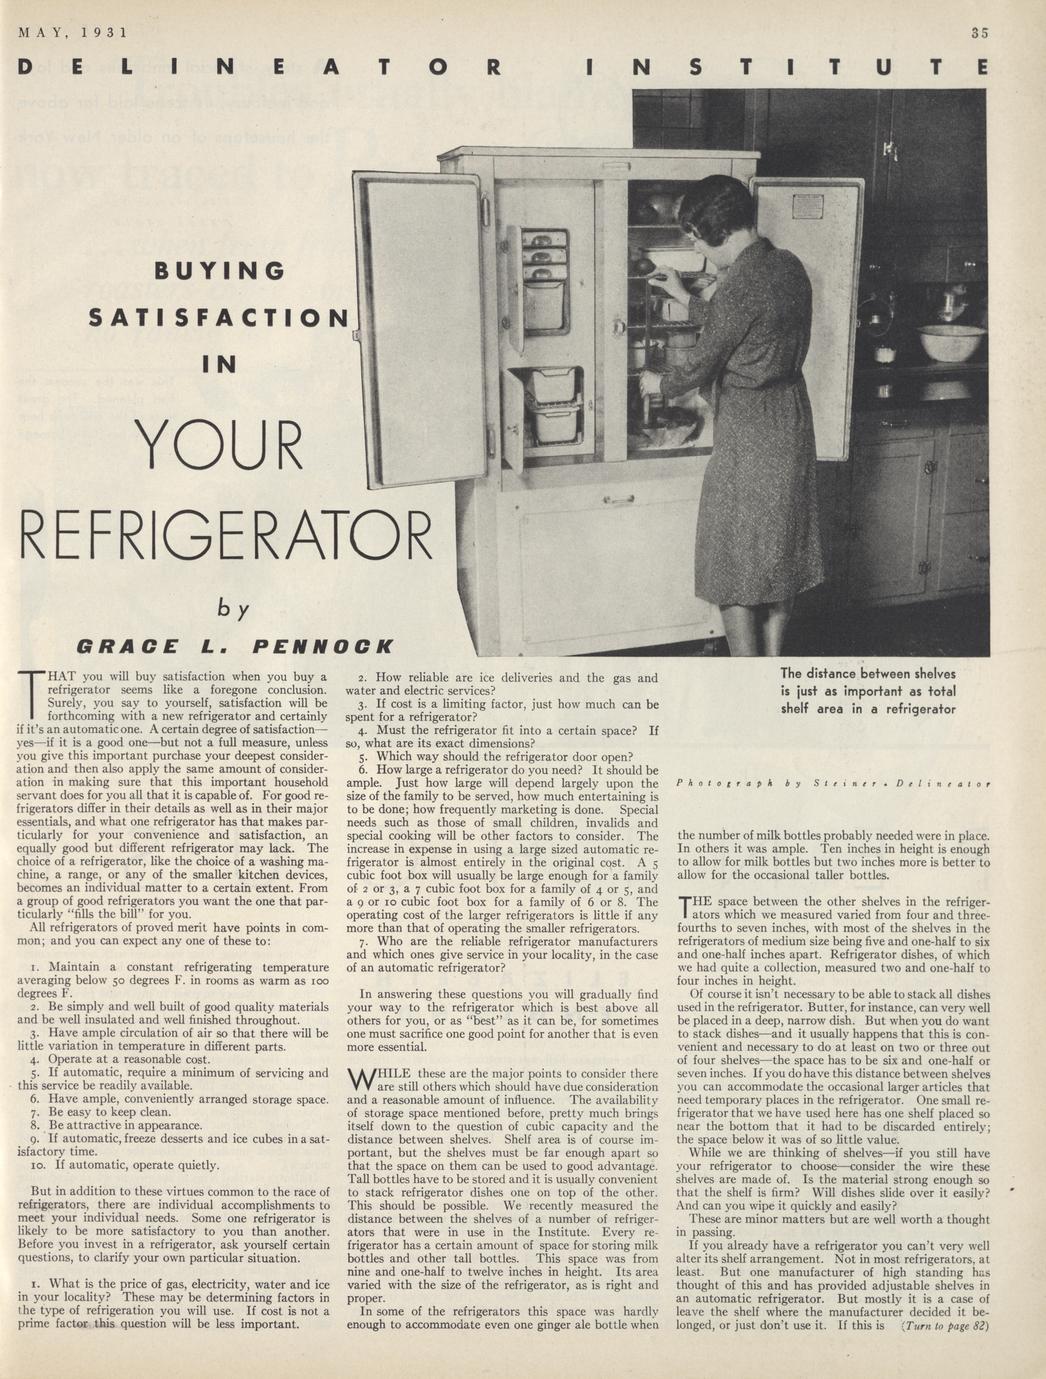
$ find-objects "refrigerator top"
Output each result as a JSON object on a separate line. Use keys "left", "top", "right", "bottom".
{"left": 437, "top": 145, "right": 760, "bottom": 161}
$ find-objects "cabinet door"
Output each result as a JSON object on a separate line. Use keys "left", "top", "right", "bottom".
{"left": 941, "top": 426, "right": 989, "bottom": 515}
{"left": 885, "top": 91, "right": 987, "bottom": 228}
{"left": 847, "top": 434, "right": 935, "bottom": 603}
{"left": 935, "top": 511, "right": 990, "bottom": 592}
{"left": 352, "top": 171, "right": 490, "bottom": 488}
{"left": 750, "top": 90, "right": 885, "bottom": 192}
{"left": 753, "top": 178, "right": 863, "bottom": 461}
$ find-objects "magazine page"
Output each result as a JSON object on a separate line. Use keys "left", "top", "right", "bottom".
{"left": 3, "top": 2, "right": 1043, "bottom": 1377}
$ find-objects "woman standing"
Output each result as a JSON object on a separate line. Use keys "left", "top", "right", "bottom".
{"left": 639, "top": 175, "right": 823, "bottom": 657}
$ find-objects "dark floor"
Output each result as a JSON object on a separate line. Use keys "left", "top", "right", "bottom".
{"left": 599, "top": 593, "right": 990, "bottom": 658}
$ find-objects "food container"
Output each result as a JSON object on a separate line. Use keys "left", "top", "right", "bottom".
{"left": 522, "top": 230, "right": 567, "bottom": 249}
{"left": 526, "top": 367, "right": 577, "bottom": 404}
{"left": 664, "top": 345, "right": 699, "bottom": 369}
{"left": 658, "top": 297, "right": 692, "bottom": 323}
{"left": 633, "top": 189, "right": 682, "bottom": 226}
{"left": 628, "top": 343, "right": 647, "bottom": 370}
{"left": 523, "top": 280, "right": 565, "bottom": 332}
{"left": 916, "top": 324, "right": 986, "bottom": 363}
{"left": 523, "top": 247, "right": 567, "bottom": 267}
{"left": 529, "top": 402, "right": 580, "bottom": 444}
{"left": 523, "top": 263, "right": 567, "bottom": 282}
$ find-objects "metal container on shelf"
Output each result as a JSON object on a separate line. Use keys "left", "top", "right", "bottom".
{"left": 523, "top": 279, "right": 565, "bottom": 332}
{"left": 522, "top": 261, "right": 567, "bottom": 281}
{"left": 526, "top": 367, "right": 577, "bottom": 403}
{"left": 664, "top": 344, "right": 699, "bottom": 369}
{"left": 530, "top": 402, "right": 580, "bottom": 444}
{"left": 523, "top": 247, "right": 567, "bottom": 267}
{"left": 521, "top": 229, "right": 567, "bottom": 249}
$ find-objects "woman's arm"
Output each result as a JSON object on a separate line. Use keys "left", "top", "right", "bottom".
{"left": 640, "top": 283, "right": 752, "bottom": 400}
{"left": 647, "top": 269, "right": 715, "bottom": 326}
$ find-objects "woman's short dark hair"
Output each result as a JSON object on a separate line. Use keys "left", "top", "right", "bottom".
{"left": 678, "top": 176, "right": 755, "bottom": 247}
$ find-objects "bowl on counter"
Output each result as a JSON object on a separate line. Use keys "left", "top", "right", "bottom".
{"left": 916, "top": 324, "right": 987, "bottom": 363}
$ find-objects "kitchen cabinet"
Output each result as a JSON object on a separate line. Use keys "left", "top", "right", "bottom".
{"left": 743, "top": 91, "right": 887, "bottom": 210}
{"left": 880, "top": 92, "right": 987, "bottom": 230}
{"left": 670, "top": 91, "right": 987, "bottom": 281}
{"left": 867, "top": 237, "right": 988, "bottom": 288}
{"left": 842, "top": 407, "right": 988, "bottom": 606}
{"left": 353, "top": 147, "right": 863, "bottom": 655}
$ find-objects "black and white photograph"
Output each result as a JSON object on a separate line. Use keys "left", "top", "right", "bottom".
{"left": 353, "top": 90, "right": 987, "bottom": 658}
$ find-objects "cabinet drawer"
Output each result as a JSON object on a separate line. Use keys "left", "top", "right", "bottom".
{"left": 950, "top": 403, "right": 989, "bottom": 429}
{"left": 866, "top": 240, "right": 987, "bottom": 285}
{"left": 941, "top": 428, "right": 989, "bottom": 514}
{"left": 946, "top": 242, "right": 988, "bottom": 283}
{"left": 935, "top": 510, "right": 989, "bottom": 592}
{"left": 891, "top": 241, "right": 949, "bottom": 282}
{"left": 853, "top": 407, "right": 937, "bottom": 441}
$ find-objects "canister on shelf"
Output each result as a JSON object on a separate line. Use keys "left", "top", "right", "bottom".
{"left": 664, "top": 344, "right": 699, "bottom": 369}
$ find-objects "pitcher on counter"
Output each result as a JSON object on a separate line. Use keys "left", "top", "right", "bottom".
{"left": 640, "top": 175, "right": 822, "bottom": 657}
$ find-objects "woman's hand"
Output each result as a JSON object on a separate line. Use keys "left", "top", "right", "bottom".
{"left": 639, "top": 370, "right": 664, "bottom": 399}
{"left": 650, "top": 266, "right": 689, "bottom": 305}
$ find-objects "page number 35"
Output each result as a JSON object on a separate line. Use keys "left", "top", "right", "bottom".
{"left": 971, "top": 26, "right": 989, "bottom": 37}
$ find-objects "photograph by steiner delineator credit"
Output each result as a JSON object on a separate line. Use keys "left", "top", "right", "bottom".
{"left": 351, "top": 88, "right": 987, "bottom": 660}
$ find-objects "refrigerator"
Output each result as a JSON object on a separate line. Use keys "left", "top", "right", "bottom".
{"left": 352, "top": 146, "right": 863, "bottom": 656}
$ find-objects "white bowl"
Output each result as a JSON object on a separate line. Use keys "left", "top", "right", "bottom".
{"left": 917, "top": 324, "right": 986, "bottom": 363}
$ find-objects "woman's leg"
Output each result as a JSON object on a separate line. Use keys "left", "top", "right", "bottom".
{"left": 721, "top": 604, "right": 760, "bottom": 656}
{"left": 762, "top": 599, "right": 794, "bottom": 656}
